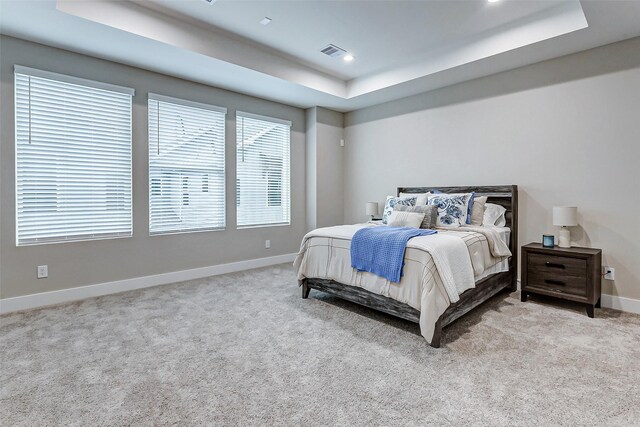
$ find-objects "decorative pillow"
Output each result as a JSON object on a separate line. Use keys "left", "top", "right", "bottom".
{"left": 465, "top": 192, "right": 476, "bottom": 224}
{"left": 483, "top": 203, "right": 507, "bottom": 227}
{"left": 470, "top": 196, "right": 488, "bottom": 226}
{"left": 427, "top": 193, "right": 472, "bottom": 227}
{"left": 394, "top": 204, "right": 437, "bottom": 229}
{"left": 399, "top": 192, "right": 431, "bottom": 205}
{"left": 428, "top": 190, "right": 475, "bottom": 224}
{"left": 387, "top": 211, "right": 425, "bottom": 228}
{"left": 382, "top": 196, "right": 416, "bottom": 224}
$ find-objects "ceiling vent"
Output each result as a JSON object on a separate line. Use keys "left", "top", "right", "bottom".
{"left": 320, "top": 44, "right": 346, "bottom": 58}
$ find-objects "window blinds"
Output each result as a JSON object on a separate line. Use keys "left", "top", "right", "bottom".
{"left": 148, "top": 94, "right": 227, "bottom": 235}
{"left": 236, "top": 112, "right": 291, "bottom": 228}
{"left": 15, "top": 66, "right": 133, "bottom": 246}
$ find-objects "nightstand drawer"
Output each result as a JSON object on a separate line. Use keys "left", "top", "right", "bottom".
{"left": 526, "top": 274, "right": 587, "bottom": 297}
{"left": 527, "top": 253, "right": 587, "bottom": 276}
{"left": 526, "top": 253, "right": 587, "bottom": 297}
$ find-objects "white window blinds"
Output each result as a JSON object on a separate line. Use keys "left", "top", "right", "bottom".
{"left": 236, "top": 112, "right": 291, "bottom": 228}
{"left": 148, "top": 94, "right": 226, "bottom": 235}
{"left": 15, "top": 66, "right": 133, "bottom": 246}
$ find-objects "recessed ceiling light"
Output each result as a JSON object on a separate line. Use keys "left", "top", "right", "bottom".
{"left": 260, "top": 17, "right": 272, "bottom": 26}
{"left": 343, "top": 54, "right": 354, "bottom": 62}
{"left": 488, "top": 0, "right": 500, "bottom": 3}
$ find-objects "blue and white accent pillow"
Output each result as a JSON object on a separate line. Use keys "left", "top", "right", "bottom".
{"left": 382, "top": 196, "right": 417, "bottom": 224}
{"left": 427, "top": 193, "right": 472, "bottom": 227}
{"left": 430, "top": 190, "right": 475, "bottom": 224}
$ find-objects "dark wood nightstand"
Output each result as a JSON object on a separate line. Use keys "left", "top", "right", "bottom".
{"left": 521, "top": 243, "right": 602, "bottom": 317}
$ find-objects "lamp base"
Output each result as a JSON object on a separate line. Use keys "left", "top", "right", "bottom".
{"left": 558, "top": 227, "right": 571, "bottom": 248}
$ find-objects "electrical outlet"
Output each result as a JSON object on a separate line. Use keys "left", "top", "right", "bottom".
{"left": 265, "top": 239, "right": 271, "bottom": 249}
{"left": 37, "top": 265, "right": 48, "bottom": 279}
{"left": 603, "top": 266, "right": 615, "bottom": 280}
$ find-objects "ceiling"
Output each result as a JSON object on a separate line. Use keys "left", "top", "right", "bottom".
{"left": 1, "top": 0, "right": 639, "bottom": 112}
{"left": 137, "top": 0, "right": 570, "bottom": 80}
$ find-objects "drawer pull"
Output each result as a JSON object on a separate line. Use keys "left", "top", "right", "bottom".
{"left": 545, "top": 279, "right": 565, "bottom": 286}
{"left": 545, "top": 262, "right": 565, "bottom": 269}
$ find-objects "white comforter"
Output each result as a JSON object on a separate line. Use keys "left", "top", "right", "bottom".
{"left": 293, "top": 224, "right": 511, "bottom": 344}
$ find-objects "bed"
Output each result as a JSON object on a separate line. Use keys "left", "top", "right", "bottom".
{"left": 294, "top": 185, "right": 518, "bottom": 348}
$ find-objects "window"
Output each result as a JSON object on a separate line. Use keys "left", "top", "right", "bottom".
{"left": 148, "top": 94, "right": 226, "bottom": 235}
{"left": 236, "top": 178, "right": 240, "bottom": 208}
{"left": 15, "top": 66, "right": 133, "bottom": 245}
{"left": 151, "top": 178, "right": 161, "bottom": 197}
{"left": 266, "top": 159, "right": 282, "bottom": 207}
{"left": 236, "top": 112, "right": 291, "bottom": 227}
{"left": 202, "top": 175, "right": 209, "bottom": 193}
{"left": 182, "top": 177, "right": 190, "bottom": 206}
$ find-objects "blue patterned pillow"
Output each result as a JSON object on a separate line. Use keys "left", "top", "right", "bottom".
{"left": 382, "top": 196, "right": 416, "bottom": 224}
{"left": 466, "top": 192, "right": 476, "bottom": 224}
{"left": 427, "top": 193, "right": 472, "bottom": 227}
{"left": 431, "top": 190, "right": 475, "bottom": 224}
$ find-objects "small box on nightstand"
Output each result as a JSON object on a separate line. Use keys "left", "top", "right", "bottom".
{"left": 521, "top": 243, "right": 602, "bottom": 317}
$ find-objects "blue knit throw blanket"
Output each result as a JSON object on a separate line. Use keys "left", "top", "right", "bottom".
{"left": 350, "top": 226, "right": 437, "bottom": 283}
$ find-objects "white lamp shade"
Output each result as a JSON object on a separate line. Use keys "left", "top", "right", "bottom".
{"left": 366, "top": 202, "right": 379, "bottom": 216}
{"left": 553, "top": 206, "right": 578, "bottom": 226}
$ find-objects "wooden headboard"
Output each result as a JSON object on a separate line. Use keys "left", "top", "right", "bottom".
{"left": 397, "top": 185, "right": 518, "bottom": 275}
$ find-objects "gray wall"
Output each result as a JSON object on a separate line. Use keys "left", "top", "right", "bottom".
{"left": 305, "top": 108, "right": 317, "bottom": 230}
{"left": 0, "top": 36, "right": 307, "bottom": 299}
{"left": 305, "top": 107, "right": 344, "bottom": 230}
{"left": 344, "top": 37, "right": 640, "bottom": 301}
{"left": 3, "top": 33, "right": 639, "bottom": 304}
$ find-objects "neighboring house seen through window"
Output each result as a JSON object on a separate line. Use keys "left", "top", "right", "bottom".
{"left": 236, "top": 112, "right": 291, "bottom": 227}
{"left": 148, "top": 94, "right": 227, "bottom": 235}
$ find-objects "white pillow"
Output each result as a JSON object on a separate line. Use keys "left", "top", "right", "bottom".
{"left": 483, "top": 203, "right": 507, "bottom": 227}
{"left": 399, "top": 192, "right": 431, "bottom": 205}
{"left": 387, "top": 211, "right": 425, "bottom": 228}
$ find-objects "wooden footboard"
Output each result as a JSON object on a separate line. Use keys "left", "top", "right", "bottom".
{"left": 302, "top": 278, "right": 420, "bottom": 323}
{"left": 304, "top": 270, "right": 513, "bottom": 348}
{"left": 300, "top": 185, "right": 518, "bottom": 348}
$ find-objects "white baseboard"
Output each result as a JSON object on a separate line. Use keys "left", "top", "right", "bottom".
{"left": 3, "top": 260, "right": 638, "bottom": 317}
{"left": 601, "top": 294, "right": 640, "bottom": 315}
{"left": 517, "top": 279, "right": 639, "bottom": 315}
{"left": 0, "top": 253, "right": 297, "bottom": 315}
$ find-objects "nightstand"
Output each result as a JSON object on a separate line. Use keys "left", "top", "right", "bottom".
{"left": 521, "top": 243, "right": 602, "bottom": 317}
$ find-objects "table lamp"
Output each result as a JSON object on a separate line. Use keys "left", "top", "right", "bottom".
{"left": 366, "top": 202, "right": 379, "bottom": 221}
{"left": 553, "top": 206, "right": 577, "bottom": 248}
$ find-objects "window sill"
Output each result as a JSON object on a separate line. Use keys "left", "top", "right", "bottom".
{"left": 236, "top": 222, "right": 291, "bottom": 230}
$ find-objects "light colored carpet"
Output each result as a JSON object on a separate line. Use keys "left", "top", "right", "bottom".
{"left": 1, "top": 264, "right": 639, "bottom": 426}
